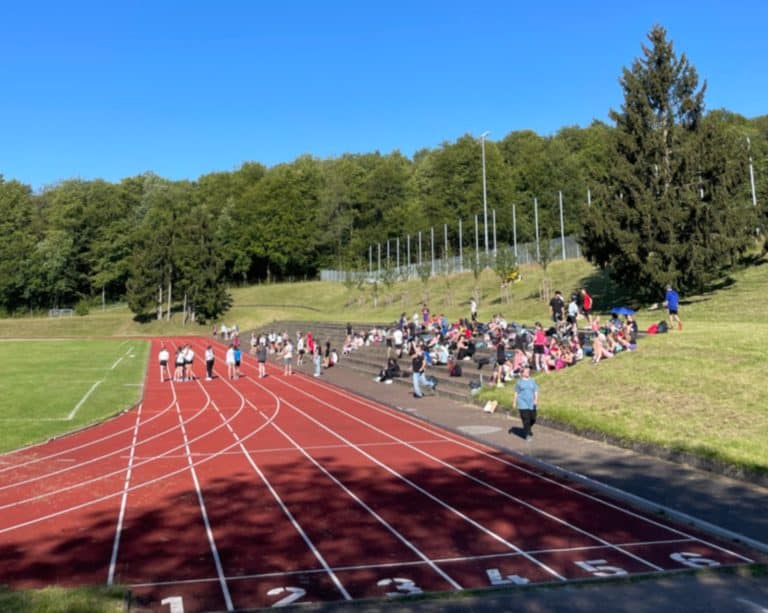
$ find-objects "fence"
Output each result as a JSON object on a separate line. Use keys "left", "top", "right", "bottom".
{"left": 320, "top": 235, "right": 582, "bottom": 282}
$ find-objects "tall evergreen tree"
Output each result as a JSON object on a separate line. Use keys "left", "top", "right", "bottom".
{"left": 581, "top": 25, "right": 756, "bottom": 298}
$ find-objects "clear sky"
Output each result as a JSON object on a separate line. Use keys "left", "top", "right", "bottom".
{"left": 1, "top": 0, "right": 766, "bottom": 191}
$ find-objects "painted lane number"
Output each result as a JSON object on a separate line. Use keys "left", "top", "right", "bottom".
{"left": 486, "top": 568, "right": 529, "bottom": 585}
{"left": 161, "top": 596, "right": 184, "bottom": 613}
{"left": 670, "top": 552, "right": 721, "bottom": 568}
{"left": 377, "top": 577, "right": 423, "bottom": 597}
{"left": 574, "top": 559, "right": 628, "bottom": 577}
{"left": 267, "top": 586, "right": 307, "bottom": 607}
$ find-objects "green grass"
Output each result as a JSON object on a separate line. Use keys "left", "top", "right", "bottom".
{"left": 0, "top": 253, "right": 767, "bottom": 475}
{"left": 0, "top": 585, "right": 127, "bottom": 613}
{"left": 0, "top": 339, "right": 149, "bottom": 452}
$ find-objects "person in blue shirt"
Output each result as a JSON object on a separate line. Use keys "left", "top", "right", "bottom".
{"left": 513, "top": 367, "right": 539, "bottom": 440}
{"left": 665, "top": 285, "right": 682, "bottom": 331}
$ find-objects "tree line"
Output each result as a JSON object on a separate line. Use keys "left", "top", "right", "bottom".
{"left": 0, "top": 26, "right": 765, "bottom": 319}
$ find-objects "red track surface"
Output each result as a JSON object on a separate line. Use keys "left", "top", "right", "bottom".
{"left": 0, "top": 337, "right": 756, "bottom": 611}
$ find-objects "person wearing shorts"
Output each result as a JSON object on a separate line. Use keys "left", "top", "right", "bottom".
{"left": 205, "top": 345, "right": 214, "bottom": 380}
{"left": 532, "top": 322, "right": 547, "bottom": 372}
{"left": 233, "top": 346, "right": 242, "bottom": 379}
{"left": 256, "top": 342, "right": 267, "bottom": 378}
{"left": 282, "top": 339, "right": 294, "bottom": 375}
{"left": 174, "top": 348, "right": 185, "bottom": 382}
{"left": 225, "top": 344, "right": 236, "bottom": 380}
{"left": 665, "top": 285, "right": 682, "bottom": 331}
{"left": 580, "top": 287, "right": 593, "bottom": 323}
{"left": 158, "top": 344, "right": 170, "bottom": 382}
{"left": 184, "top": 345, "right": 195, "bottom": 381}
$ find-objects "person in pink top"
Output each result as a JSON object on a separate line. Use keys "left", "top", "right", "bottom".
{"left": 532, "top": 322, "right": 547, "bottom": 372}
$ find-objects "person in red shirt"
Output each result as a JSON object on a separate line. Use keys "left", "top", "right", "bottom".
{"left": 580, "top": 287, "right": 593, "bottom": 324}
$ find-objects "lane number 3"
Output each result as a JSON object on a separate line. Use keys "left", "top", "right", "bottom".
{"left": 377, "top": 577, "right": 423, "bottom": 597}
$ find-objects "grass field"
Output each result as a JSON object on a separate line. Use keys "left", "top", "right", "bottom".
{"left": 0, "top": 339, "right": 149, "bottom": 453}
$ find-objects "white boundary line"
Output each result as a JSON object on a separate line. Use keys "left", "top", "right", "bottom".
{"left": 295, "top": 372, "right": 766, "bottom": 560}
{"left": 66, "top": 380, "right": 103, "bottom": 421}
{"left": 107, "top": 401, "right": 144, "bottom": 585}
{"left": 173, "top": 387, "right": 234, "bottom": 611}
{"left": 273, "top": 375, "right": 665, "bottom": 574}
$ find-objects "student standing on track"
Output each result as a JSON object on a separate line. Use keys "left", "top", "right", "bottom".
{"left": 205, "top": 345, "right": 215, "bottom": 380}
{"left": 158, "top": 344, "right": 170, "bottom": 382}
{"left": 513, "top": 367, "right": 539, "bottom": 441}
{"left": 282, "top": 338, "right": 294, "bottom": 375}
{"left": 296, "top": 332, "right": 305, "bottom": 365}
{"left": 184, "top": 345, "right": 196, "bottom": 381}
{"left": 174, "top": 348, "right": 185, "bottom": 382}
{"left": 233, "top": 345, "right": 242, "bottom": 379}
{"left": 226, "top": 344, "right": 236, "bottom": 380}
{"left": 256, "top": 340, "right": 268, "bottom": 378}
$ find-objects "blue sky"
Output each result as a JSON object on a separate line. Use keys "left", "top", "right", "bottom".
{"left": 1, "top": 0, "right": 766, "bottom": 190}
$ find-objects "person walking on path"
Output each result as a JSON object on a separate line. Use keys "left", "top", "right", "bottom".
{"left": 205, "top": 345, "right": 215, "bottom": 380}
{"left": 411, "top": 345, "right": 436, "bottom": 398}
{"left": 158, "top": 344, "right": 170, "bottom": 383}
{"left": 513, "top": 366, "right": 539, "bottom": 441}
{"left": 665, "top": 285, "right": 682, "bottom": 331}
{"left": 313, "top": 346, "right": 323, "bottom": 377}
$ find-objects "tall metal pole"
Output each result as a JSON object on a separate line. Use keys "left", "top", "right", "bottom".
{"left": 480, "top": 131, "right": 490, "bottom": 255}
{"left": 534, "top": 197, "right": 541, "bottom": 263}
{"left": 418, "top": 231, "right": 422, "bottom": 266}
{"left": 459, "top": 218, "right": 463, "bottom": 272}
{"left": 377, "top": 242, "right": 381, "bottom": 277}
{"left": 368, "top": 245, "right": 372, "bottom": 275}
{"left": 559, "top": 191, "right": 566, "bottom": 260}
{"left": 512, "top": 204, "right": 518, "bottom": 259}
{"left": 474, "top": 214, "right": 479, "bottom": 266}
{"left": 748, "top": 137, "right": 758, "bottom": 207}
{"left": 587, "top": 188, "right": 592, "bottom": 207}
{"left": 444, "top": 223, "right": 448, "bottom": 262}
{"left": 396, "top": 237, "right": 400, "bottom": 270}
{"left": 386, "top": 239, "right": 390, "bottom": 268}
{"left": 492, "top": 208, "right": 497, "bottom": 256}
{"left": 430, "top": 226, "right": 435, "bottom": 275}
{"left": 407, "top": 235, "right": 411, "bottom": 275}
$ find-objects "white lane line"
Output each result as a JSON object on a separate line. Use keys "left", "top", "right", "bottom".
{"left": 275, "top": 376, "right": 664, "bottom": 574}
{"left": 107, "top": 401, "right": 145, "bottom": 585}
{"left": 299, "top": 374, "right": 759, "bottom": 564}
{"left": 67, "top": 380, "right": 104, "bottom": 421}
{"left": 174, "top": 393, "right": 234, "bottom": 612}
{"left": 266, "top": 414, "right": 463, "bottom": 591}
{"left": 271, "top": 389, "right": 566, "bottom": 582}
{"left": 190, "top": 353, "right": 352, "bottom": 603}
{"left": 0, "top": 344, "right": 274, "bottom": 531}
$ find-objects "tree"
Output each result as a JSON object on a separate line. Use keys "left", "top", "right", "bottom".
{"left": 581, "top": 25, "right": 756, "bottom": 298}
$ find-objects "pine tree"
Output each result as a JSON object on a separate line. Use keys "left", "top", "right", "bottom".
{"left": 581, "top": 25, "right": 756, "bottom": 298}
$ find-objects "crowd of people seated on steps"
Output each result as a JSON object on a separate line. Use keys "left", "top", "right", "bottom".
{"left": 372, "top": 290, "right": 641, "bottom": 389}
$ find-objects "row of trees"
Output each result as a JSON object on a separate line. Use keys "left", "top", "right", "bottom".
{"left": 0, "top": 26, "right": 765, "bottom": 319}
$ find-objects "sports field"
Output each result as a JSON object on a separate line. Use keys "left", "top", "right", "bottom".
{"left": 0, "top": 339, "right": 149, "bottom": 452}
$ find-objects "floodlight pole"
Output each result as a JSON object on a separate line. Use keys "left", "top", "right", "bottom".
{"left": 748, "top": 137, "right": 758, "bottom": 207}
{"left": 480, "top": 131, "right": 491, "bottom": 255}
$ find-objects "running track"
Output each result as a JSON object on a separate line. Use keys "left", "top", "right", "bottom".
{"left": 0, "top": 336, "right": 758, "bottom": 611}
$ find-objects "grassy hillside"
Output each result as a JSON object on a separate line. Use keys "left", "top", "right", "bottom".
{"left": 0, "top": 254, "right": 766, "bottom": 474}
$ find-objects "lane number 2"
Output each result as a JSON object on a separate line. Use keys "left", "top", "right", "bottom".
{"left": 574, "top": 559, "right": 628, "bottom": 577}
{"left": 267, "top": 587, "right": 307, "bottom": 607}
{"left": 377, "top": 577, "right": 423, "bottom": 597}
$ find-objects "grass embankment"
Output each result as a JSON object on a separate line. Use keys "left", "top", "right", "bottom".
{"left": 0, "top": 585, "right": 127, "bottom": 613}
{"left": 0, "top": 339, "right": 149, "bottom": 452}
{"left": 0, "top": 255, "right": 766, "bottom": 475}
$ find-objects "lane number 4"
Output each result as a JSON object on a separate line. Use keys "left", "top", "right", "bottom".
{"left": 266, "top": 587, "right": 307, "bottom": 607}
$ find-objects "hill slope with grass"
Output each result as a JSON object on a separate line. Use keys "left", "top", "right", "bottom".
{"left": 0, "top": 255, "right": 766, "bottom": 476}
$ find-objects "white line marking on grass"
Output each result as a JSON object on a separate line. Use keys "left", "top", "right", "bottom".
{"left": 107, "top": 402, "right": 144, "bottom": 585}
{"left": 67, "top": 380, "right": 103, "bottom": 420}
